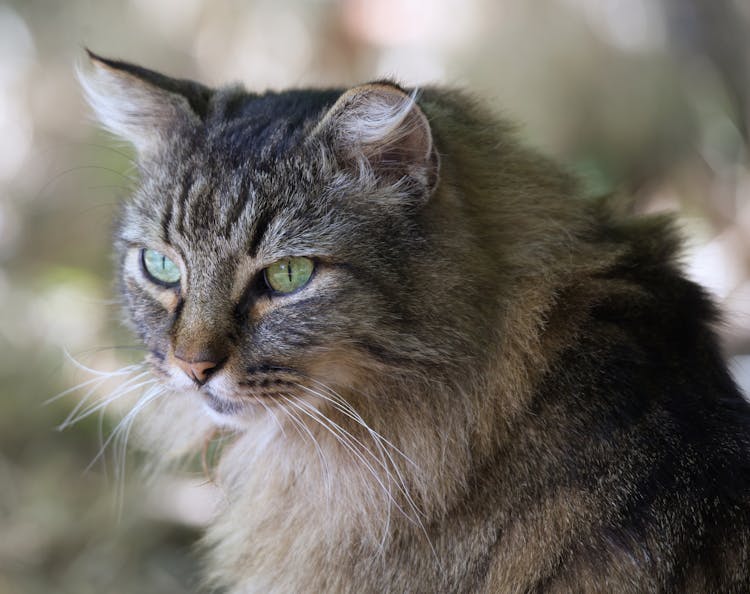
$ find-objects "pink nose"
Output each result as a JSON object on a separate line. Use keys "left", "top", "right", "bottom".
{"left": 175, "top": 357, "right": 218, "bottom": 385}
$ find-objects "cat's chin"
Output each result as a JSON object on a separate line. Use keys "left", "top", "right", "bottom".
{"left": 191, "top": 384, "right": 260, "bottom": 426}
{"left": 198, "top": 382, "right": 289, "bottom": 430}
{"left": 202, "top": 390, "right": 248, "bottom": 415}
{"left": 163, "top": 368, "right": 270, "bottom": 428}
{"left": 200, "top": 396, "right": 255, "bottom": 430}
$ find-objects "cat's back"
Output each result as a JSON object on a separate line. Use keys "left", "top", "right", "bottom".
{"left": 378, "top": 87, "right": 750, "bottom": 593}
{"left": 484, "top": 204, "right": 750, "bottom": 592}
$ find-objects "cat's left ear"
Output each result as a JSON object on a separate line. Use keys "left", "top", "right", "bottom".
{"left": 78, "top": 50, "right": 212, "bottom": 159}
{"left": 313, "top": 82, "right": 439, "bottom": 195}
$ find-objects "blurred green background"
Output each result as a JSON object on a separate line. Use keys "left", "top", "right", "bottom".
{"left": 1, "top": 0, "right": 749, "bottom": 592}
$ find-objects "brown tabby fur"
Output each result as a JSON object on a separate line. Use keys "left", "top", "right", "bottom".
{"left": 79, "top": 52, "right": 750, "bottom": 593}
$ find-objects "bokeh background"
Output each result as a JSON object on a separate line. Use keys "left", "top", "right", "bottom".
{"left": 1, "top": 0, "right": 750, "bottom": 592}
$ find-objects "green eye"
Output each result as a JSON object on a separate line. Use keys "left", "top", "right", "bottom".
{"left": 264, "top": 257, "right": 314, "bottom": 294}
{"left": 141, "top": 249, "right": 181, "bottom": 286}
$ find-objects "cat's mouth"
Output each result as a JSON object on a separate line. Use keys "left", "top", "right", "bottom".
{"left": 197, "top": 368, "right": 307, "bottom": 417}
{"left": 149, "top": 350, "right": 308, "bottom": 416}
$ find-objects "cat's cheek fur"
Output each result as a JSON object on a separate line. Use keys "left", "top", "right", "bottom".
{"left": 303, "top": 345, "right": 387, "bottom": 397}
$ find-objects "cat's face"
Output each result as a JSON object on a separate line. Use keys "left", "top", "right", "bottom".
{"left": 118, "top": 149, "right": 418, "bottom": 424}
{"left": 82, "top": 54, "right": 444, "bottom": 427}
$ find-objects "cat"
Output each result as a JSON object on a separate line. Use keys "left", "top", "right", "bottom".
{"left": 79, "top": 50, "right": 750, "bottom": 593}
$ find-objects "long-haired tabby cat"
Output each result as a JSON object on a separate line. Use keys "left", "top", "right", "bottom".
{"left": 78, "top": 51, "right": 750, "bottom": 593}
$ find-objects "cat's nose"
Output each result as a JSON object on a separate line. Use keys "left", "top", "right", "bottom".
{"left": 174, "top": 356, "right": 222, "bottom": 385}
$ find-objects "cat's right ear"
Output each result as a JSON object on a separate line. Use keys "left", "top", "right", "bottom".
{"left": 77, "top": 50, "right": 212, "bottom": 159}
{"left": 312, "top": 82, "right": 440, "bottom": 196}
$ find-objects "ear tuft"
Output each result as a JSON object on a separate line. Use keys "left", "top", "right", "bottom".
{"left": 77, "top": 51, "right": 206, "bottom": 158}
{"left": 316, "top": 83, "right": 439, "bottom": 193}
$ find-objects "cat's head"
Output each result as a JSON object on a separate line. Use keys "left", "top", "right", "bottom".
{"left": 78, "top": 52, "right": 506, "bottom": 430}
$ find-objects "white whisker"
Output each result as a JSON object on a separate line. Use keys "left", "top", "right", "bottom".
{"left": 44, "top": 374, "right": 110, "bottom": 407}
{"left": 289, "top": 396, "right": 398, "bottom": 552}
{"left": 63, "top": 348, "right": 145, "bottom": 377}
{"left": 45, "top": 360, "right": 146, "bottom": 407}
{"left": 97, "top": 407, "right": 109, "bottom": 482}
{"left": 58, "top": 369, "right": 153, "bottom": 425}
{"left": 285, "top": 395, "right": 389, "bottom": 530}
{"left": 294, "top": 380, "right": 440, "bottom": 569}
{"left": 86, "top": 383, "right": 165, "bottom": 473}
{"left": 288, "top": 395, "right": 407, "bottom": 526}
{"left": 254, "top": 395, "right": 286, "bottom": 438}
{"left": 111, "top": 384, "right": 166, "bottom": 518}
{"left": 59, "top": 376, "right": 158, "bottom": 429}
{"left": 306, "top": 378, "right": 421, "bottom": 470}
{"left": 300, "top": 380, "right": 430, "bottom": 536}
{"left": 295, "top": 382, "right": 422, "bottom": 516}
{"left": 279, "top": 395, "right": 334, "bottom": 503}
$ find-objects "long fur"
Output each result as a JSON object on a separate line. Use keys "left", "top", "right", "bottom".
{"left": 79, "top": 54, "right": 750, "bottom": 593}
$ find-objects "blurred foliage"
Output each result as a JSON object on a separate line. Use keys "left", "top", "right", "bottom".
{"left": 1, "top": 0, "right": 749, "bottom": 592}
